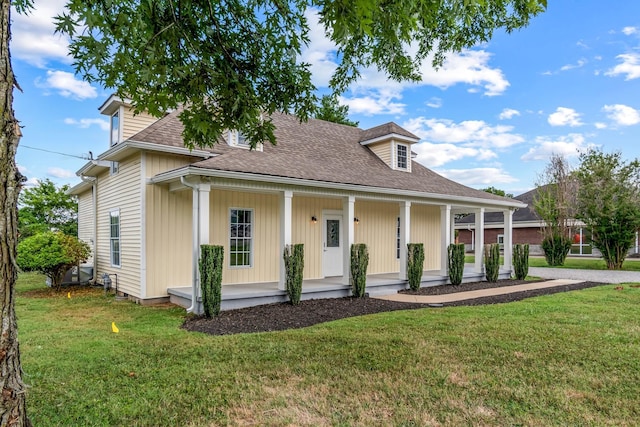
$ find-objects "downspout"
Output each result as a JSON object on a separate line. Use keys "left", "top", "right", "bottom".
{"left": 181, "top": 176, "right": 199, "bottom": 313}
{"left": 80, "top": 176, "right": 97, "bottom": 283}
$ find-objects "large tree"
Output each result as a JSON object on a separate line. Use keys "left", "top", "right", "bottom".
{"left": 314, "top": 94, "right": 358, "bottom": 126}
{"left": 533, "top": 154, "right": 575, "bottom": 266}
{"left": 18, "top": 179, "right": 78, "bottom": 240}
{"left": 575, "top": 149, "right": 640, "bottom": 270}
{"left": 4, "top": 0, "right": 546, "bottom": 423}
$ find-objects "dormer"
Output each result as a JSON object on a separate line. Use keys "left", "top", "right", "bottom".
{"left": 99, "top": 95, "right": 159, "bottom": 147}
{"left": 226, "top": 129, "right": 263, "bottom": 152}
{"left": 360, "top": 123, "right": 420, "bottom": 172}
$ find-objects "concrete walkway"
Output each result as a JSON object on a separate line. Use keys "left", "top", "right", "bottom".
{"left": 374, "top": 279, "right": 584, "bottom": 304}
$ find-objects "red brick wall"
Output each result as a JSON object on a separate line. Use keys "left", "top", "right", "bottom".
{"left": 457, "top": 227, "right": 543, "bottom": 245}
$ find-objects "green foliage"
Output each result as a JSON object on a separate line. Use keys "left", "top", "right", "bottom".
{"left": 18, "top": 178, "right": 78, "bottom": 239}
{"left": 407, "top": 243, "right": 425, "bottom": 291}
{"left": 483, "top": 243, "right": 500, "bottom": 283}
{"left": 350, "top": 244, "right": 369, "bottom": 297}
{"left": 314, "top": 94, "right": 358, "bottom": 126}
{"left": 481, "top": 186, "right": 514, "bottom": 198}
{"left": 16, "top": 232, "right": 90, "bottom": 290}
{"left": 575, "top": 150, "right": 640, "bottom": 270}
{"left": 447, "top": 243, "right": 465, "bottom": 286}
{"left": 541, "top": 235, "right": 572, "bottom": 266}
{"left": 199, "top": 245, "right": 224, "bottom": 318}
{"left": 284, "top": 244, "right": 304, "bottom": 305}
{"left": 55, "top": 1, "right": 545, "bottom": 149}
{"left": 512, "top": 244, "right": 529, "bottom": 280}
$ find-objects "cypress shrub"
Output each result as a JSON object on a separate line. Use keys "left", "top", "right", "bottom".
{"left": 407, "top": 243, "right": 425, "bottom": 291}
{"left": 350, "top": 243, "right": 369, "bottom": 297}
{"left": 447, "top": 243, "right": 465, "bottom": 286}
{"left": 284, "top": 243, "right": 304, "bottom": 305}
{"left": 199, "top": 245, "right": 224, "bottom": 318}
{"left": 484, "top": 243, "right": 500, "bottom": 283}
{"left": 513, "top": 244, "right": 529, "bottom": 280}
{"left": 541, "top": 235, "right": 572, "bottom": 266}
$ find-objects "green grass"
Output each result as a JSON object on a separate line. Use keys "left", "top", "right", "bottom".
{"left": 17, "top": 272, "right": 640, "bottom": 426}
{"left": 465, "top": 255, "right": 640, "bottom": 271}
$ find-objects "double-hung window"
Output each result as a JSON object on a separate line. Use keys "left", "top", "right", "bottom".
{"left": 110, "top": 210, "right": 121, "bottom": 267}
{"left": 110, "top": 111, "right": 120, "bottom": 146}
{"left": 230, "top": 208, "right": 253, "bottom": 267}
{"left": 396, "top": 144, "right": 408, "bottom": 170}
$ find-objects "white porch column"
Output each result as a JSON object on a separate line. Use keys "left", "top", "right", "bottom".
{"left": 440, "top": 205, "right": 451, "bottom": 275}
{"left": 198, "top": 184, "right": 211, "bottom": 246}
{"left": 474, "top": 208, "right": 485, "bottom": 273}
{"left": 399, "top": 201, "right": 411, "bottom": 280}
{"left": 503, "top": 208, "right": 514, "bottom": 273}
{"left": 342, "top": 196, "right": 355, "bottom": 285}
{"left": 279, "top": 190, "right": 293, "bottom": 290}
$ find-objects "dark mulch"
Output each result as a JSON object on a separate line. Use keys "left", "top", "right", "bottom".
{"left": 182, "top": 280, "right": 609, "bottom": 336}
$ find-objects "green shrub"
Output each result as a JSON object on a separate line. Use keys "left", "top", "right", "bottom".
{"left": 513, "top": 244, "right": 529, "bottom": 280}
{"left": 16, "top": 231, "right": 90, "bottom": 290}
{"left": 541, "top": 235, "right": 572, "bottom": 266}
{"left": 447, "top": 243, "right": 465, "bottom": 286}
{"left": 284, "top": 244, "right": 304, "bottom": 305}
{"left": 407, "top": 243, "right": 425, "bottom": 291}
{"left": 199, "top": 245, "right": 224, "bottom": 318}
{"left": 350, "top": 243, "right": 369, "bottom": 297}
{"left": 484, "top": 243, "right": 500, "bottom": 283}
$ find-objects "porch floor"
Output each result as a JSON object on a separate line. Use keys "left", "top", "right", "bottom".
{"left": 168, "top": 265, "right": 511, "bottom": 312}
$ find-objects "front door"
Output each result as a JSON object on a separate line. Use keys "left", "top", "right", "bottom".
{"left": 323, "top": 214, "right": 343, "bottom": 277}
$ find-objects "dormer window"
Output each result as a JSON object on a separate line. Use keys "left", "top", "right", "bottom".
{"left": 110, "top": 111, "right": 120, "bottom": 146}
{"left": 396, "top": 143, "right": 408, "bottom": 170}
{"left": 228, "top": 130, "right": 263, "bottom": 151}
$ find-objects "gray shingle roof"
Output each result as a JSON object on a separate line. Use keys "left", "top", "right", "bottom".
{"left": 131, "top": 111, "right": 518, "bottom": 204}
{"left": 359, "top": 122, "right": 419, "bottom": 142}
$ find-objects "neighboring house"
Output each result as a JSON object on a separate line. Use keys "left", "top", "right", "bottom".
{"left": 70, "top": 96, "right": 525, "bottom": 312}
{"left": 455, "top": 187, "right": 596, "bottom": 256}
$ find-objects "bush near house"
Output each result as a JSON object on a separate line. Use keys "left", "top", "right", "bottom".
{"left": 199, "top": 245, "right": 224, "bottom": 317}
{"left": 484, "top": 243, "right": 500, "bottom": 283}
{"left": 541, "top": 235, "right": 572, "bottom": 266}
{"left": 447, "top": 243, "right": 465, "bottom": 286}
{"left": 407, "top": 243, "right": 425, "bottom": 291}
{"left": 513, "top": 244, "right": 529, "bottom": 280}
{"left": 16, "top": 231, "right": 90, "bottom": 290}
{"left": 284, "top": 244, "right": 304, "bottom": 305}
{"left": 350, "top": 244, "right": 369, "bottom": 297}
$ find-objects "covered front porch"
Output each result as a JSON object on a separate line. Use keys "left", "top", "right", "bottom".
{"left": 168, "top": 266, "right": 511, "bottom": 312}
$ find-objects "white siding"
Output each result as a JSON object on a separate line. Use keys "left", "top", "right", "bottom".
{"left": 77, "top": 189, "right": 94, "bottom": 264}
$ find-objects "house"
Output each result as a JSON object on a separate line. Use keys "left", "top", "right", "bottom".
{"left": 455, "top": 187, "right": 596, "bottom": 256}
{"left": 69, "top": 95, "right": 526, "bottom": 312}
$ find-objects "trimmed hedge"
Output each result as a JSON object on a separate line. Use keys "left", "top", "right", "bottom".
{"left": 284, "top": 244, "right": 304, "bottom": 305}
{"left": 542, "top": 235, "right": 572, "bottom": 266}
{"left": 407, "top": 243, "right": 425, "bottom": 291}
{"left": 484, "top": 243, "right": 500, "bottom": 283}
{"left": 447, "top": 243, "right": 465, "bottom": 286}
{"left": 199, "top": 245, "right": 224, "bottom": 318}
{"left": 350, "top": 243, "right": 369, "bottom": 297}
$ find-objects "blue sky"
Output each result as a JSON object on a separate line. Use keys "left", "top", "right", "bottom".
{"left": 12, "top": 1, "right": 640, "bottom": 196}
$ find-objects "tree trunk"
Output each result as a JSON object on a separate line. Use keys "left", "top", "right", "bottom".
{"left": 0, "top": 0, "right": 30, "bottom": 425}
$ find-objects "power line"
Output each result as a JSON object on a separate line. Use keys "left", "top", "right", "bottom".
{"left": 20, "top": 145, "right": 91, "bottom": 160}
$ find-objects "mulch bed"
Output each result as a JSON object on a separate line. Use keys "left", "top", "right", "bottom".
{"left": 182, "top": 280, "right": 609, "bottom": 336}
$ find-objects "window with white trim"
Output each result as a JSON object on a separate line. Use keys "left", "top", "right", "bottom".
{"left": 110, "top": 111, "right": 120, "bottom": 146}
{"left": 396, "top": 143, "right": 408, "bottom": 170}
{"left": 110, "top": 161, "right": 119, "bottom": 175}
{"left": 110, "top": 210, "right": 121, "bottom": 267}
{"left": 230, "top": 208, "right": 253, "bottom": 267}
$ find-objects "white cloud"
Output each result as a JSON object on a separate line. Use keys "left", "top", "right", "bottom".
{"left": 602, "top": 104, "right": 640, "bottom": 126}
{"left": 36, "top": 70, "right": 97, "bottom": 100}
{"left": 498, "top": 108, "right": 520, "bottom": 120}
{"left": 412, "top": 142, "right": 496, "bottom": 168}
{"left": 426, "top": 97, "right": 442, "bottom": 108}
{"left": 17, "top": 164, "right": 28, "bottom": 174}
{"left": 22, "top": 177, "right": 40, "bottom": 188}
{"left": 548, "top": 107, "right": 584, "bottom": 127}
{"left": 594, "top": 122, "right": 607, "bottom": 129}
{"left": 560, "top": 58, "right": 587, "bottom": 71}
{"left": 12, "top": 0, "right": 71, "bottom": 67}
{"left": 64, "top": 117, "right": 110, "bottom": 131}
{"left": 436, "top": 168, "right": 518, "bottom": 186}
{"left": 521, "top": 134, "right": 595, "bottom": 161}
{"left": 403, "top": 117, "right": 524, "bottom": 149}
{"left": 622, "top": 26, "right": 638, "bottom": 36}
{"left": 605, "top": 53, "right": 640, "bottom": 80}
{"left": 340, "top": 92, "right": 406, "bottom": 116}
{"left": 47, "top": 167, "right": 75, "bottom": 179}
{"left": 300, "top": 8, "right": 337, "bottom": 88}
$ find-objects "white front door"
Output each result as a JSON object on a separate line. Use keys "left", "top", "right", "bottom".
{"left": 322, "top": 214, "right": 343, "bottom": 277}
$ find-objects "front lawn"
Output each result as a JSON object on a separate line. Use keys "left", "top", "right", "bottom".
{"left": 17, "top": 273, "right": 640, "bottom": 426}
{"left": 465, "top": 255, "right": 640, "bottom": 271}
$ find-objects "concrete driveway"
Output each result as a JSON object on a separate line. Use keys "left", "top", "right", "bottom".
{"left": 528, "top": 267, "right": 640, "bottom": 283}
